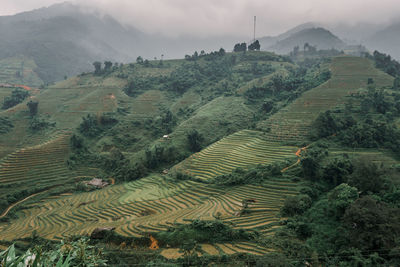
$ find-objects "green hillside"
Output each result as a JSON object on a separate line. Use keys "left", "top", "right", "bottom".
{"left": 0, "top": 56, "right": 43, "bottom": 87}
{"left": 258, "top": 56, "right": 394, "bottom": 143}
{"left": 0, "top": 51, "right": 302, "bottom": 218}
{"left": 1, "top": 51, "right": 400, "bottom": 265}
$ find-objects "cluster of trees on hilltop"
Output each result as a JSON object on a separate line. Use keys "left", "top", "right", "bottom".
{"left": 233, "top": 40, "right": 261, "bottom": 52}
{"left": 92, "top": 61, "right": 122, "bottom": 76}
{"left": 368, "top": 50, "right": 400, "bottom": 77}
{"left": 184, "top": 48, "right": 226, "bottom": 61}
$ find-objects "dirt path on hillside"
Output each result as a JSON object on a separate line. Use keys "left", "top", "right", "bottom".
{"left": 0, "top": 190, "right": 49, "bottom": 219}
{"left": 13, "top": 84, "right": 33, "bottom": 91}
{"left": 281, "top": 146, "right": 308, "bottom": 173}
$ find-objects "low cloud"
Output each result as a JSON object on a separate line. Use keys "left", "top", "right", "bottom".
{"left": 1, "top": 0, "right": 400, "bottom": 37}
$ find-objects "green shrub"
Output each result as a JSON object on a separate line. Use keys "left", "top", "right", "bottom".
{"left": 0, "top": 237, "right": 107, "bottom": 266}
{"left": 187, "top": 129, "right": 203, "bottom": 152}
{"left": 78, "top": 113, "right": 118, "bottom": 137}
{"left": 26, "top": 100, "right": 39, "bottom": 116}
{"left": 29, "top": 117, "right": 55, "bottom": 131}
{"left": 281, "top": 194, "right": 312, "bottom": 216}
{"left": 212, "top": 163, "right": 282, "bottom": 186}
{"left": 2, "top": 88, "right": 29, "bottom": 109}
{"left": 70, "top": 134, "right": 84, "bottom": 150}
{"left": 154, "top": 220, "right": 257, "bottom": 247}
{"left": 0, "top": 117, "right": 13, "bottom": 134}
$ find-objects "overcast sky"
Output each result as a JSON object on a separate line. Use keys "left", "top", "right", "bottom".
{"left": 1, "top": 0, "right": 400, "bottom": 37}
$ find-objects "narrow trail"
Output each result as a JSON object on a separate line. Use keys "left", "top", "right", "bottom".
{"left": 0, "top": 190, "right": 49, "bottom": 219}
{"left": 149, "top": 235, "right": 159, "bottom": 250}
{"left": 0, "top": 182, "right": 66, "bottom": 218}
{"left": 281, "top": 146, "right": 308, "bottom": 173}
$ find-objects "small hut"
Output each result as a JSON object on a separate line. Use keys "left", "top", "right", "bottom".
{"left": 85, "top": 178, "right": 109, "bottom": 188}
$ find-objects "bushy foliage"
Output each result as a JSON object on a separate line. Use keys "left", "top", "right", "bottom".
{"left": 328, "top": 183, "right": 359, "bottom": 216}
{"left": 29, "top": 116, "right": 55, "bottom": 131}
{"left": 101, "top": 148, "right": 147, "bottom": 182}
{"left": 0, "top": 116, "right": 13, "bottom": 134}
{"left": 248, "top": 40, "right": 261, "bottom": 51}
{"left": 343, "top": 196, "right": 400, "bottom": 252}
{"left": 211, "top": 163, "right": 282, "bottom": 186}
{"left": 26, "top": 100, "right": 39, "bottom": 116}
{"left": 348, "top": 158, "right": 388, "bottom": 194}
{"left": 311, "top": 90, "right": 400, "bottom": 154}
{"left": 281, "top": 194, "right": 312, "bottom": 216}
{"left": 300, "top": 144, "right": 328, "bottom": 180}
{"left": 70, "top": 134, "right": 84, "bottom": 150}
{"left": 78, "top": 113, "right": 118, "bottom": 137}
{"left": 167, "top": 64, "right": 199, "bottom": 94}
{"left": 0, "top": 237, "right": 107, "bottom": 266}
{"left": 144, "top": 144, "right": 182, "bottom": 169}
{"left": 278, "top": 154, "right": 400, "bottom": 266}
{"left": 322, "top": 156, "right": 353, "bottom": 187}
{"left": 184, "top": 48, "right": 226, "bottom": 61}
{"left": 369, "top": 50, "right": 400, "bottom": 77}
{"left": 245, "top": 60, "right": 331, "bottom": 112}
{"left": 92, "top": 61, "right": 115, "bottom": 76}
{"left": 2, "top": 88, "right": 30, "bottom": 109}
{"left": 233, "top": 43, "right": 247, "bottom": 52}
{"left": 154, "top": 220, "right": 256, "bottom": 247}
{"left": 310, "top": 111, "right": 355, "bottom": 139}
{"left": 123, "top": 76, "right": 162, "bottom": 97}
{"left": 186, "top": 129, "right": 203, "bottom": 152}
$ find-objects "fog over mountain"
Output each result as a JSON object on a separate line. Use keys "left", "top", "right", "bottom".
{"left": 2, "top": 0, "right": 400, "bottom": 38}
{"left": 0, "top": 2, "right": 238, "bottom": 83}
{"left": 1, "top": 0, "right": 400, "bottom": 84}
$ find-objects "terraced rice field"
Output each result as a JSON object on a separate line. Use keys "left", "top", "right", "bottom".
{"left": 0, "top": 175, "right": 298, "bottom": 242}
{"left": 0, "top": 87, "right": 15, "bottom": 102}
{"left": 129, "top": 90, "right": 165, "bottom": 118}
{"left": 172, "top": 130, "right": 297, "bottom": 180}
{"left": 0, "top": 134, "right": 74, "bottom": 213}
{"left": 259, "top": 56, "right": 394, "bottom": 143}
{"left": 0, "top": 56, "right": 43, "bottom": 87}
{"left": 161, "top": 241, "right": 273, "bottom": 258}
{"left": 34, "top": 86, "right": 121, "bottom": 130}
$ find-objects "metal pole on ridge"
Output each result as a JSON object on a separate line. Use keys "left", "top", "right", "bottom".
{"left": 253, "top": 16, "right": 256, "bottom": 42}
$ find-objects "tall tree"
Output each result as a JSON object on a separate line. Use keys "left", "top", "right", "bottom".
{"left": 26, "top": 100, "right": 38, "bottom": 116}
{"left": 248, "top": 40, "right": 261, "bottom": 51}
{"left": 104, "top": 61, "right": 113, "bottom": 72}
{"left": 93, "top": 61, "right": 102, "bottom": 75}
{"left": 136, "top": 56, "right": 144, "bottom": 64}
{"left": 187, "top": 130, "right": 203, "bottom": 152}
{"left": 233, "top": 43, "right": 247, "bottom": 52}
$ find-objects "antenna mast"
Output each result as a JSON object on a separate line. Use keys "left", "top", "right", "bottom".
{"left": 253, "top": 16, "right": 256, "bottom": 42}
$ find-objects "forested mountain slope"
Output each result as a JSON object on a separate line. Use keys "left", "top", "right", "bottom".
{"left": 1, "top": 51, "right": 400, "bottom": 266}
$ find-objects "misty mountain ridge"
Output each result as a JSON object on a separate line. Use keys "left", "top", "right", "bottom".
{"left": 266, "top": 27, "right": 346, "bottom": 54}
{"left": 1, "top": 1, "right": 400, "bottom": 85}
{"left": 0, "top": 2, "right": 147, "bottom": 83}
{"left": 258, "top": 22, "right": 320, "bottom": 48}
{"left": 260, "top": 21, "right": 400, "bottom": 60}
{"left": 366, "top": 22, "right": 400, "bottom": 61}
{"left": 0, "top": 2, "right": 238, "bottom": 84}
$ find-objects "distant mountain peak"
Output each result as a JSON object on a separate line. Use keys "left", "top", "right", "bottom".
{"left": 258, "top": 22, "right": 320, "bottom": 50}
{"left": 262, "top": 26, "right": 345, "bottom": 54}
